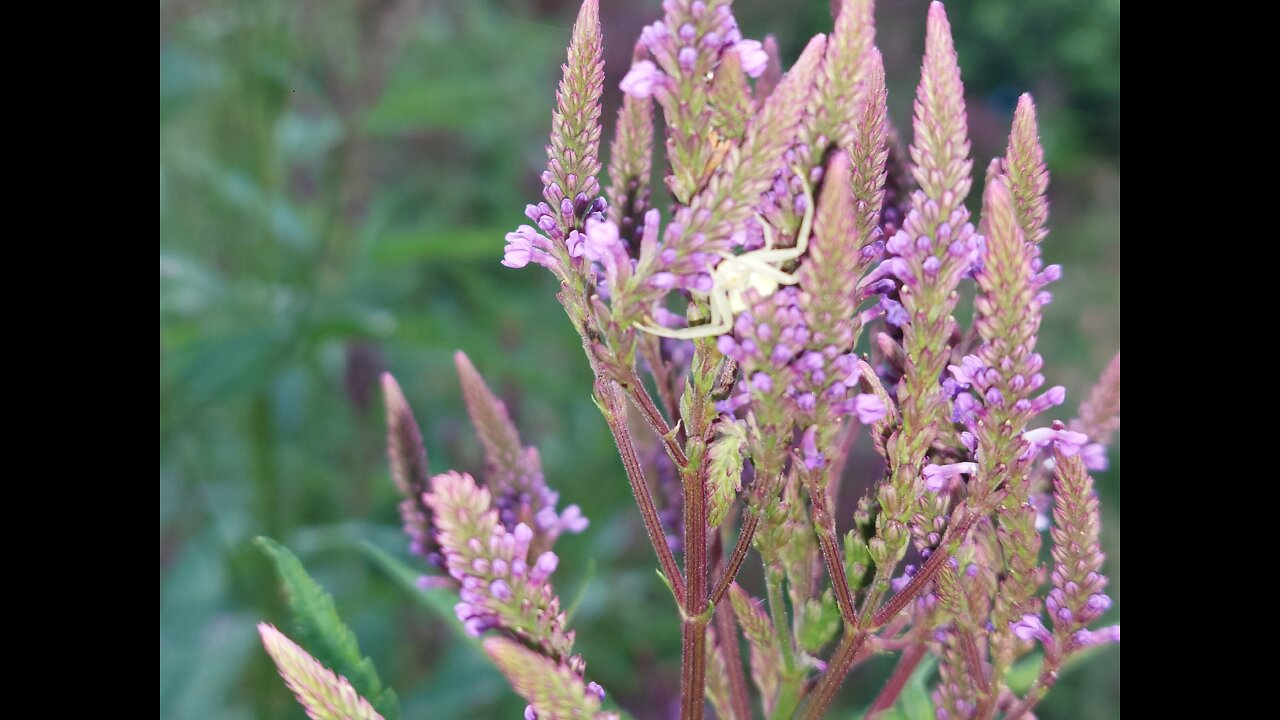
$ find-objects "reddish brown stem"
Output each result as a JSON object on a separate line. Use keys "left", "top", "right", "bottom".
{"left": 638, "top": 336, "right": 681, "bottom": 425}
{"left": 797, "top": 630, "right": 867, "bottom": 719}
{"left": 805, "top": 469, "right": 859, "bottom": 627}
{"left": 804, "top": 504, "right": 991, "bottom": 717}
{"left": 710, "top": 508, "right": 759, "bottom": 607}
{"left": 872, "top": 510, "right": 982, "bottom": 627}
{"left": 679, "top": 431, "right": 709, "bottom": 720}
{"left": 866, "top": 643, "right": 928, "bottom": 717}
{"left": 715, "top": 593, "right": 752, "bottom": 720}
{"left": 681, "top": 618, "right": 709, "bottom": 720}
{"left": 959, "top": 630, "right": 990, "bottom": 695}
{"left": 597, "top": 379, "right": 686, "bottom": 604}
{"left": 1003, "top": 660, "right": 1060, "bottom": 720}
{"left": 618, "top": 368, "right": 688, "bottom": 467}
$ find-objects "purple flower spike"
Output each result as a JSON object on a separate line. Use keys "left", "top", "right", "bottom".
{"left": 531, "top": 551, "right": 560, "bottom": 584}
{"left": 1024, "top": 426, "right": 1089, "bottom": 456}
{"left": 1081, "top": 442, "right": 1109, "bottom": 471}
{"left": 1010, "top": 613, "right": 1052, "bottom": 645}
{"left": 853, "top": 394, "right": 886, "bottom": 424}
{"left": 880, "top": 297, "right": 909, "bottom": 327}
{"left": 620, "top": 60, "right": 666, "bottom": 99}
{"left": 1073, "top": 625, "right": 1121, "bottom": 648}
{"left": 922, "top": 462, "right": 978, "bottom": 492}
{"left": 732, "top": 38, "right": 769, "bottom": 77}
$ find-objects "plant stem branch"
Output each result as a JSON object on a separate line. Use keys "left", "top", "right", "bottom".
{"left": 638, "top": 335, "right": 681, "bottom": 428}
{"left": 802, "top": 501, "right": 993, "bottom": 718}
{"left": 710, "top": 508, "right": 759, "bottom": 607}
{"left": 681, "top": 617, "right": 709, "bottom": 720}
{"left": 866, "top": 643, "right": 928, "bottom": 717}
{"left": 715, "top": 590, "right": 752, "bottom": 720}
{"left": 1003, "top": 660, "right": 1060, "bottom": 720}
{"left": 679, "top": 340, "right": 721, "bottom": 720}
{"left": 872, "top": 509, "right": 982, "bottom": 627}
{"left": 618, "top": 367, "right": 688, "bottom": 467}
{"left": 597, "top": 379, "right": 686, "bottom": 604}
{"left": 959, "top": 630, "right": 990, "bottom": 695}
{"left": 765, "top": 566, "right": 796, "bottom": 674}
{"left": 796, "top": 628, "right": 867, "bottom": 720}
{"left": 804, "top": 468, "right": 859, "bottom": 627}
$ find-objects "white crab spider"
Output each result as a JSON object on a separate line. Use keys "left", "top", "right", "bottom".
{"left": 639, "top": 167, "right": 816, "bottom": 340}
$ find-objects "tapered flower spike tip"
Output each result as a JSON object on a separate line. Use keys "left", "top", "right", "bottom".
{"left": 801, "top": 150, "right": 858, "bottom": 324}
{"left": 1049, "top": 443, "right": 1115, "bottom": 645}
{"left": 747, "top": 32, "right": 827, "bottom": 172}
{"left": 1006, "top": 93, "right": 1049, "bottom": 243}
{"left": 812, "top": 0, "right": 876, "bottom": 151}
{"left": 1073, "top": 352, "right": 1120, "bottom": 443}
{"left": 849, "top": 47, "right": 888, "bottom": 256}
{"left": 548, "top": 0, "right": 604, "bottom": 206}
{"left": 971, "top": 174, "right": 1049, "bottom": 636}
{"left": 382, "top": 373, "right": 428, "bottom": 497}
{"left": 977, "top": 175, "right": 1033, "bottom": 334}
{"left": 453, "top": 351, "right": 584, "bottom": 542}
{"left": 259, "top": 624, "right": 385, "bottom": 720}
{"left": 427, "top": 470, "right": 578, "bottom": 658}
{"left": 454, "top": 351, "right": 524, "bottom": 477}
{"left": 484, "top": 637, "right": 605, "bottom": 719}
{"left": 911, "top": 1, "right": 972, "bottom": 213}
{"left": 677, "top": 33, "right": 826, "bottom": 258}
{"left": 606, "top": 40, "right": 655, "bottom": 243}
{"left": 381, "top": 372, "right": 438, "bottom": 564}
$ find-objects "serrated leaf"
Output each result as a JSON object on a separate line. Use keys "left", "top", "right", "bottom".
{"left": 259, "top": 624, "right": 386, "bottom": 720}
{"left": 707, "top": 421, "right": 746, "bottom": 528}
{"left": 256, "top": 537, "right": 400, "bottom": 719}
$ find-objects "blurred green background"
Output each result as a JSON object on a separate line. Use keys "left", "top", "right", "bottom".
{"left": 159, "top": 0, "right": 1119, "bottom": 717}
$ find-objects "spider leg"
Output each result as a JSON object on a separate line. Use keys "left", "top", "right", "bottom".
{"left": 637, "top": 290, "right": 733, "bottom": 339}
{"left": 701, "top": 285, "right": 735, "bottom": 336}
{"left": 735, "top": 248, "right": 810, "bottom": 266}
{"left": 792, "top": 164, "right": 815, "bottom": 257}
{"left": 637, "top": 321, "right": 699, "bottom": 339}
{"left": 735, "top": 255, "right": 799, "bottom": 285}
{"left": 755, "top": 169, "right": 815, "bottom": 265}
{"left": 758, "top": 216, "right": 775, "bottom": 251}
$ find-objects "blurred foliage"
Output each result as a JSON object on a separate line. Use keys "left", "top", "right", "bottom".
{"left": 159, "top": 0, "right": 1118, "bottom": 718}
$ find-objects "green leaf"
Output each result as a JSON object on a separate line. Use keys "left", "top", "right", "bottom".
{"left": 796, "top": 593, "right": 841, "bottom": 655}
{"left": 356, "top": 539, "right": 484, "bottom": 650}
{"left": 1007, "top": 653, "right": 1042, "bottom": 693}
{"left": 256, "top": 537, "right": 400, "bottom": 719}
